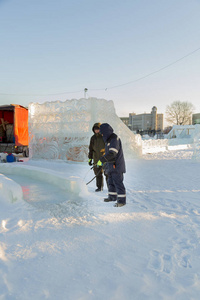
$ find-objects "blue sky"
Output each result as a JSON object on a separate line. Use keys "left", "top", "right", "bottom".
{"left": 0, "top": 0, "right": 200, "bottom": 123}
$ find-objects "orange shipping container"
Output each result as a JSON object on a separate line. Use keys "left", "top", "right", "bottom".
{"left": 0, "top": 104, "right": 28, "bottom": 147}
{"left": 14, "top": 105, "right": 29, "bottom": 146}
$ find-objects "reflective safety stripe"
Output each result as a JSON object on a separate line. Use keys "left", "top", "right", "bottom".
{"left": 118, "top": 194, "right": 126, "bottom": 197}
{"left": 108, "top": 192, "right": 117, "bottom": 195}
{"left": 109, "top": 147, "right": 118, "bottom": 153}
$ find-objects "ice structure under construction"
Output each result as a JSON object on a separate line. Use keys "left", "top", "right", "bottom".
{"left": 28, "top": 98, "right": 142, "bottom": 161}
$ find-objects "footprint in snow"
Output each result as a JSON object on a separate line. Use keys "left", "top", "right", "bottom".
{"left": 171, "top": 238, "right": 193, "bottom": 269}
{"left": 148, "top": 250, "right": 173, "bottom": 275}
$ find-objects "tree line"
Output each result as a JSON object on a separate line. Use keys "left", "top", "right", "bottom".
{"left": 165, "top": 101, "right": 195, "bottom": 126}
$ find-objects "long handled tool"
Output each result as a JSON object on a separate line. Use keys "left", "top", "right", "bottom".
{"left": 86, "top": 166, "right": 103, "bottom": 185}
{"left": 82, "top": 165, "right": 95, "bottom": 182}
{"left": 86, "top": 161, "right": 115, "bottom": 185}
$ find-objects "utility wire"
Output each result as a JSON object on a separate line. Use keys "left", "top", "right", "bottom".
{"left": 90, "top": 46, "right": 200, "bottom": 91}
{"left": 1, "top": 46, "right": 200, "bottom": 97}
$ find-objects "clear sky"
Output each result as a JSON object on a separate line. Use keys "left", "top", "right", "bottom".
{"left": 0, "top": 0, "right": 200, "bottom": 125}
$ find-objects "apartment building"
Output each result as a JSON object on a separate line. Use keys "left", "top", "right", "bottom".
{"left": 129, "top": 106, "right": 163, "bottom": 134}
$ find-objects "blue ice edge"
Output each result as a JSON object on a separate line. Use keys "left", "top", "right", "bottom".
{"left": 0, "top": 163, "right": 89, "bottom": 201}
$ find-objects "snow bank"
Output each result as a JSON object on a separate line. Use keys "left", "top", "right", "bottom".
{"left": 0, "top": 173, "right": 23, "bottom": 203}
{"left": 142, "top": 125, "right": 200, "bottom": 154}
{"left": 142, "top": 139, "right": 193, "bottom": 154}
{"left": 0, "top": 163, "right": 89, "bottom": 198}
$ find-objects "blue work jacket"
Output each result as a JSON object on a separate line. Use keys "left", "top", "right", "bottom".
{"left": 100, "top": 123, "right": 126, "bottom": 174}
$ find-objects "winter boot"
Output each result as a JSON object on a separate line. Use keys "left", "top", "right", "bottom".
{"left": 114, "top": 202, "right": 126, "bottom": 207}
{"left": 104, "top": 196, "right": 116, "bottom": 202}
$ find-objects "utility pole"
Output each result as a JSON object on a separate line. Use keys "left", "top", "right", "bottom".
{"left": 84, "top": 88, "right": 88, "bottom": 98}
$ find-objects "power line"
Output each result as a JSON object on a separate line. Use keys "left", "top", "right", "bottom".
{"left": 91, "top": 46, "right": 200, "bottom": 91}
{"left": 1, "top": 46, "right": 200, "bottom": 97}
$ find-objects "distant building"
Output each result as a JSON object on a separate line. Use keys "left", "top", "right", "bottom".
{"left": 120, "top": 117, "right": 129, "bottom": 127}
{"left": 192, "top": 113, "right": 200, "bottom": 125}
{"left": 129, "top": 106, "right": 163, "bottom": 135}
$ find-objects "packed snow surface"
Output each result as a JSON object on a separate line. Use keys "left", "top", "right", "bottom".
{"left": 1, "top": 148, "right": 200, "bottom": 299}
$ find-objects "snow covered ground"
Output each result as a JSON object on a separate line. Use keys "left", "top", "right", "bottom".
{"left": 1, "top": 147, "right": 200, "bottom": 299}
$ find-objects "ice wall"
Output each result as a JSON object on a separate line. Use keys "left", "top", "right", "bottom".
{"left": 0, "top": 173, "right": 23, "bottom": 203}
{"left": 29, "top": 98, "right": 142, "bottom": 161}
{"left": 192, "top": 125, "right": 200, "bottom": 161}
{"left": 165, "top": 125, "right": 200, "bottom": 161}
{"left": 166, "top": 125, "right": 196, "bottom": 139}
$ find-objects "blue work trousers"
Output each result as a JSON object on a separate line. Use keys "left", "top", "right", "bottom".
{"left": 108, "top": 172, "right": 126, "bottom": 204}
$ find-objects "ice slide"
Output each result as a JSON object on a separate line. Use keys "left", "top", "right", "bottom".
{"left": 0, "top": 164, "right": 88, "bottom": 218}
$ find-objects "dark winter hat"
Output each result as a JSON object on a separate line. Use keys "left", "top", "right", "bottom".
{"left": 92, "top": 123, "right": 101, "bottom": 133}
{"left": 99, "top": 123, "right": 114, "bottom": 142}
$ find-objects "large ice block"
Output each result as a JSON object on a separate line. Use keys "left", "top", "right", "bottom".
{"left": 192, "top": 125, "right": 200, "bottom": 162}
{"left": 28, "top": 98, "right": 142, "bottom": 161}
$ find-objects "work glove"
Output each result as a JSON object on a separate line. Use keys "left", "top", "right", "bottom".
{"left": 97, "top": 160, "right": 103, "bottom": 167}
{"left": 88, "top": 159, "right": 93, "bottom": 166}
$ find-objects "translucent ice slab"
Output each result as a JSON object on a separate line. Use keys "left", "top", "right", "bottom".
{"left": 28, "top": 98, "right": 142, "bottom": 161}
